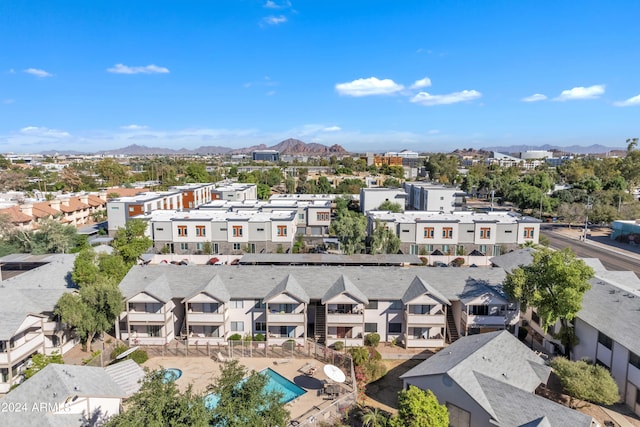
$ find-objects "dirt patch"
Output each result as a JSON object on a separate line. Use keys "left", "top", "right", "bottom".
{"left": 362, "top": 359, "right": 423, "bottom": 414}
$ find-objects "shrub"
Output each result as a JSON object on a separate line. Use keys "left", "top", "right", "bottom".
{"left": 254, "top": 333, "right": 266, "bottom": 342}
{"left": 283, "top": 340, "right": 296, "bottom": 350}
{"left": 364, "top": 333, "right": 380, "bottom": 348}
{"left": 349, "top": 347, "right": 369, "bottom": 366}
{"left": 228, "top": 333, "right": 242, "bottom": 341}
{"left": 368, "top": 347, "right": 382, "bottom": 361}
{"left": 111, "top": 344, "right": 128, "bottom": 360}
{"left": 451, "top": 257, "right": 465, "bottom": 267}
{"left": 129, "top": 349, "right": 148, "bottom": 364}
{"left": 333, "top": 341, "right": 345, "bottom": 351}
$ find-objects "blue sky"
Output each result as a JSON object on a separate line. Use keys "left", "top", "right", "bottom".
{"left": 1, "top": 0, "right": 639, "bottom": 154}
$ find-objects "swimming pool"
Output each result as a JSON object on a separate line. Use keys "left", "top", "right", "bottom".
{"left": 204, "top": 368, "right": 306, "bottom": 409}
{"left": 163, "top": 368, "right": 183, "bottom": 382}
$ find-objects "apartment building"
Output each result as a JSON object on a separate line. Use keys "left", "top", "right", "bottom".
{"left": 143, "top": 209, "right": 297, "bottom": 255}
{"left": 0, "top": 254, "right": 78, "bottom": 393}
{"left": 116, "top": 265, "right": 516, "bottom": 350}
{"left": 211, "top": 183, "right": 257, "bottom": 201}
{"left": 359, "top": 188, "right": 407, "bottom": 213}
{"left": 367, "top": 210, "right": 541, "bottom": 261}
{"left": 402, "top": 182, "right": 466, "bottom": 212}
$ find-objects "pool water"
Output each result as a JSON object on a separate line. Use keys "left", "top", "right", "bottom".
{"left": 205, "top": 368, "right": 306, "bottom": 409}
{"left": 163, "top": 368, "right": 183, "bottom": 382}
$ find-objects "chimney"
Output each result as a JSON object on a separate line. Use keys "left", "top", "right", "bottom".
{"left": 80, "top": 194, "right": 89, "bottom": 205}
{"left": 50, "top": 199, "right": 61, "bottom": 211}
{"left": 20, "top": 204, "right": 33, "bottom": 217}
{"left": 60, "top": 197, "right": 70, "bottom": 207}
{"left": 99, "top": 191, "right": 108, "bottom": 202}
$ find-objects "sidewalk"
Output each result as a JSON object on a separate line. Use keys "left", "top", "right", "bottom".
{"left": 550, "top": 226, "right": 640, "bottom": 261}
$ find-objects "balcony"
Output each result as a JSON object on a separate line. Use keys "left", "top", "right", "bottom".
{"left": 128, "top": 311, "right": 166, "bottom": 322}
{"left": 187, "top": 312, "right": 226, "bottom": 324}
{"left": 463, "top": 311, "right": 506, "bottom": 327}
{"left": 43, "top": 321, "right": 61, "bottom": 333}
{"left": 267, "top": 313, "right": 305, "bottom": 324}
{"left": 406, "top": 313, "right": 445, "bottom": 326}
{"left": 0, "top": 334, "right": 44, "bottom": 365}
{"left": 326, "top": 337, "right": 363, "bottom": 347}
{"left": 404, "top": 337, "right": 445, "bottom": 348}
{"left": 326, "top": 312, "right": 363, "bottom": 325}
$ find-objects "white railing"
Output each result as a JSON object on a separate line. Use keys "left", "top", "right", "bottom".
{"left": 128, "top": 312, "right": 166, "bottom": 322}
{"left": 267, "top": 313, "right": 305, "bottom": 324}
{"left": 325, "top": 314, "right": 363, "bottom": 325}
{"left": 406, "top": 314, "right": 445, "bottom": 326}
{"left": 0, "top": 334, "right": 44, "bottom": 364}
{"left": 187, "top": 312, "right": 226, "bottom": 323}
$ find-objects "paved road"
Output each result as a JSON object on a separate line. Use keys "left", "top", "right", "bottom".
{"left": 542, "top": 229, "right": 640, "bottom": 277}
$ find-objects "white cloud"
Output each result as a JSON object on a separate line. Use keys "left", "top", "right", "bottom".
{"left": 613, "top": 94, "right": 640, "bottom": 107}
{"left": 554, "top": 85, "right": 605, "bottom": 101}
{"left": 411, "top": 77, "right": 432, "bottom": 89}
{"left": 20, "top": 126, "right": 71, "bottom": 138}
{"left": 264, "top": 0, "right": 291, "bottom": 8}
{"left": 323, "top": 126, "right": 341, "bottom": 132}
{"left": 120, "top": 124, "right": 149, "bottom": 130}
{"left": 522, "top": 93, "right": 547, "bottom": 102}
{"left": 107, "top": 64, "right": 170, "bottom": 74}
{"left": 410, "top": 89, "right": 482, "bottom": 106}
{"left": 266, "top": 90, "right": 276, "bottom": 96}
{"left": 261, "top": 15, "right": 287, "bottom": 26}
{"left": 24, "top": 68, "right": 53, "bottom": 78}
{"left": 335, "top": 77, "right": 404, "bottom": 97}
{"left": 428, "top": 129, "right": 440, "bottom": 135}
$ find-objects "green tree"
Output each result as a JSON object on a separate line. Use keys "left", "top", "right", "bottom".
{"left": 96, "top": 158, "right": 128, "bottom": 186}
{"left": 503, "top": 248, "right": 594, "bottom": 355}
{"left": 377, "top": 200, "right": 403, "bottom": 213}
{"left": 330, "top": 211, "right": 367, "bottom": 255}
{"left": 185, "top": 162, "right": 210, "bottom": 182}
{"left": 72, "top": 248, "right": 101, "bottom": 287}
{"left": 362, "top": 407, "right": 389, "bottom": 427}
{"left": 209, "top": 360, "right": 290, "bottom": 427}
{"left": 24, "top": 352, "right": 64, "bottom": 379}
{"left": 105, "top": 369, "right": 209, "bottom": 427}
{"left": 112, "top": 219, "right": 152, "bottom": 265}
{"left": 316, "top": 176, "right": 333, "bottom": 193}
{"left": 382, "top": 177, "right": 401, "bottom": 188}
{"left": 257, "top": 183, "right": 271, "bottom": 200}
{"left": 55, "top": 278, "right": 124, "bottom": 352}
{"left": 550, "top": 357, "right": 619, "bottom": 408}
{"left": 370, "top": 220, "right": 400, "bottom": 254}
{"left": 389, "top": 386, "right": 448, "bottom": 427}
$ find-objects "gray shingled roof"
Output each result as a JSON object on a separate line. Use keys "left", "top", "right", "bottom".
{"left": 0, "top": 254, "right": 77, "bottom": 340}
{"left": 489, "top": 248, "right": 535, "bottom": 273}
{"left": 401, "top": 276, "right": 450, "bottom": 305}
{"left": 401, "top": 331, "right": 551, "bottom": 421}
{"left": 321, "top": 274, "right": 369, "bottom": 304}
{"left": 239, "top": 253, "right": 423, "bottom": 266}
{"left": 142, "top": 274, "right": 173, "bottom": 302}
{"left": 119, "top": 264, "right": 510, "bottom": 304}
{"left": 475, "top": 373, "right": 593, "bottom": 427}
{"left": 104, "top": 360, "right": 145, "bottom": 396}
{"left": 264, "top": 274, "right": 310, "bottom": 303}
{"left": 182, "top": 274, "right": 231, "bottom": 303}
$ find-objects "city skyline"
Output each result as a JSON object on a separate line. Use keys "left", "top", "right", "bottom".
{"left": 1, "top": 0, "right": 639, "bottom": 153}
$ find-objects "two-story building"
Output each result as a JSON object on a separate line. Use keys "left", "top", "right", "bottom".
{"left": 402, "top": 182, "right": 466, "bottom": 212}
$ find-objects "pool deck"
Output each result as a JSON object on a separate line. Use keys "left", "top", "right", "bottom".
{"left": 143, "top": 356, "right": 352, "bottom": 421}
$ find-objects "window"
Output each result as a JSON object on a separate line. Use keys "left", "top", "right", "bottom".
{"left": 531, "top": 311, "right": 541, "bottom": 326}
{"left": 598, "top": 332, "right": 613, "bottom": 350}
{"left": 389, "top": 300, "right": 403, "bottom": 310}
{"left": 230, "top": 300, "right": 244, "bottom": 309}
{"left": 277, "top": 225, "right": 287, "bottom": 236}
{"left": 254, "top": 300, "right": 266, "bottom": 309}
{"left": 424, "top": 244, "right": 433, "bottom": 252}
{"left": 255, "top": 322, "right": 267, "bottom": 332}
{"left": 480, "top": 227, "right": 491, "bottom": 239}
{"left": 423, "top": 227, "right": 434, "bottom": 238}
{"left": 147, "top": 325, "right": 161, "bottom": 337}
{"left": 388, "top": 323, "right": 402, "bottom": 334}
{"left": 231, "top": 321, "right": 244, "bottom": 332}
{"left": 317, "top": 212, "right": 330, "bottom": 221}
{"left": 233, "top": 243, "right": 241, "bottom": 250}
{"left": 177, "top": 225, "right": 187, "bottom": 236}
{"left": 196, "top": 225, "right": 206, "bottom": 237}
{"left": 470, "top": 305, "right": 489, "bottom": 316}
{"left": 479, "top": 244, "right": 487, "bottom": 254}
{"left": 524, "top": 227, "right": 534, "bottom": 239}
{"left": 196, "top": 242, "right": 204, "bottom": 251}
{"left": 630, "top": 352, "right": 640, "bottom": 370}
{"left": 232, "top": 225, "right": 243, "bottom": 237}
{"left": 411, "top": 305, "right": 432, "bottom": 314}
{"left": 180, "top": 243, "right": 188, "bottom": 250}
{"left": 298, "top": 213, "right": 304, "bottom": 220}
{"left": 442, "top": 244, "right": 450, "bottom": 254}
{"left": 442, "top": 227, "right": 453, "bottom": 239}
{"left": 364, "top": 323, "right": 378, "bottom": 333}
{"left": 493, "top": 245, "right": 502, "bottom": 256}
{"left": 365, "top": 300, "right": 378, "bottom": 309}
{"left": 447, "top": 403, "right": 471, "bottom": 427}
{"left": 409, "top": 244, "right": 418, "bottom": 255}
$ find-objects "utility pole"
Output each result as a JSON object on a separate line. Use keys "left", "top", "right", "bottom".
{"left": 583, "top": 196, "right": 591, "bottom": 240}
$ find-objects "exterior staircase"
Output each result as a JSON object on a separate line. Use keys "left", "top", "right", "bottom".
{"left": 315, "top": 305, "right": 326, "bottom": 344}
{"left": 446, "top": 308, "right": 459, "bottom": 343}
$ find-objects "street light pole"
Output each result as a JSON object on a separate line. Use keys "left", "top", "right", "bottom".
{"left": 583, "top": 196, "right": 591, "bottom": 241}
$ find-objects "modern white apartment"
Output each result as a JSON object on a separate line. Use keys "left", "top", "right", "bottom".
{"left": 367, "top": 210, "right": 541, "bottom": 262}
{"left": 402, "top": 182, "right": 466, "bottom": 212}
{"left": 143, "top": 209, "right": 298, "bottom": 255}
{"left": 0, "top": 254, "right": 78, "bottom": 393}
{"left": 116, "top": 264, "right": 517, "bottom": 350}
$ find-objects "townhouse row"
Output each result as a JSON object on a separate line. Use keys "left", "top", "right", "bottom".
{"left": 116, "top": 265, "right": 517, "bottom": 350}
{"left": 367, "top": 210, "right": 540, "bottom": 259}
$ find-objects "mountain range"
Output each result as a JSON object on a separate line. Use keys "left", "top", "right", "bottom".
{"left": 480, "top": 144, "right": 625, "bottom": 155}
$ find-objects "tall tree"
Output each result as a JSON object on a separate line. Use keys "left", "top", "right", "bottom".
{"left": 389, "top": 386, "right": 449, "bottom": 427}
{"left": 370, "top": 220, "right": 401, "bottom": 254}
{"left": 112, "top": 219, "right": 152, "bottom": 265}
{"left": 503, "top": 248, "right": 594, "bottom": 355}
{"left": 330, "top": 210, "right": 367, "bottom": 255}
{"left": 377, "top": 200, "right": 403, "bottom": 213}
{"left": 550, "top": 357, "right": 619, "bottom": 408}
{"left": 210, "top": 360, "right": 290, "bottom": 427}
{"left": 105, "top": 369, "right": 209, "bottom": 427}
{"left": 55, "top": 278, "right": 124, "bottom": 351}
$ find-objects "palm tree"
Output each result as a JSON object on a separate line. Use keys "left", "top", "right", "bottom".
{"left": 362, "top": 407, "right": 388, "bottom": 427}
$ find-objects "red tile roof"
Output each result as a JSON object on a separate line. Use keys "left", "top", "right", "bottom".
{"left": 0, "top": 206, "right": 32, "bottom": 224}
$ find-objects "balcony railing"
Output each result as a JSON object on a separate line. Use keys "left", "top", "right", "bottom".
{"left": 464, "top": 313, "right": 506, "bottom": 326}
{"left": 406, "top": 314, "right": 445, "bottom": 326}
{"left": 187, "top": 312, "right": 226, "bottom": 323}
{"left": 404, "top": 337, "right": 445, "bottom": 348}
{"left": 0, "top": 334, "right": 44, "bottom": 365}
{"left": 325, "top": 313, "right": 363, "bottom": 325}
{"left": 267, "top": 313, "right": 305, "bottom": 324}
{"left": 128, "top": 312, "right": 166, "bottom": 322}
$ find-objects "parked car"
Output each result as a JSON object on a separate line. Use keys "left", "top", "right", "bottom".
{"left": 433, "top": 261, "right": 448, "bottom": 267}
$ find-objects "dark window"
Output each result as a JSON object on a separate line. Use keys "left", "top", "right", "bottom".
{"left": 389, "top": 300, "right": 403, "bottom": 310}
{"left": 365, "top": 323, "right": 378, "bottom": 333}
{"left": 470, "top": 305, "right": 489, "bottom": 316}
{"left": 598, "top": 332, "right": 613, "bottom": 350}
{"left": 629, "top": 352, "right": 640, "bottom": 370}
{"left": 531, "top": 311, "right": 541, "bottom": 325}
{"left": 365, "top": 300, "right": 378, "bottom": 310}
{"left": 255, "top": 322, "right": 266, "bottom": 332}
{"left": 388, "top": 323, "right": 402, "bottom": 334}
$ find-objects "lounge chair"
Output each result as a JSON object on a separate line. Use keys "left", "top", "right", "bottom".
{"left": 215, "top": 351, "right": 231, "bottom": 362}
{"left": 299, "top": 362, "right": 316, "bottom": 376}
{"left": 274, "top": 358, "right": 292, "bottom": 365}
